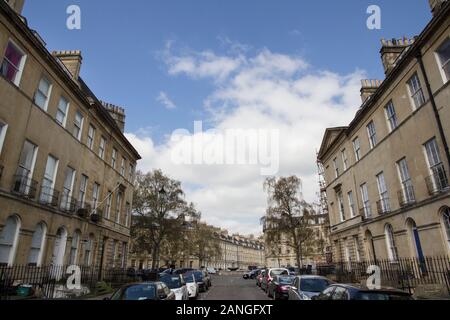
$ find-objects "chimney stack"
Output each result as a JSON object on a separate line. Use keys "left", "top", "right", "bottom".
{"left": 101, "top": 101, "right": 126, "bottom": 132}
{"left": 380, "top": 37, "right": 416, "bottom": 75}
{"left": 360, "top": 79, "right": 382, "bottom": 103}
{"left": 429, "top": 0, "right": 447, "bottom": 16}
{"left": 52, "top": 50, "right": 83, "bottom": 80}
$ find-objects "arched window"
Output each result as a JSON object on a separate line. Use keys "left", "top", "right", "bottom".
{"left": 28, "top": 222, "right": 47, "bottom": 266}
{"left": 0, "top": 215, "right": 21, "bottom": 266}
{"left": 51, "top": 227, "right": 68, "bottom": 266}
{"left": 83, "top": 233, "right": 95, "bottom": 266}
{"left": 364, "top": 230, "right": 376, "bottom": 262}
{"left": 385, "top": 224, "right": 399, "bottom": 261}
{"left": 442, "top": 207, "right": 450, "bottom": 251}
{"left": 69, "top": 230, "right": 81, "bottom": 265}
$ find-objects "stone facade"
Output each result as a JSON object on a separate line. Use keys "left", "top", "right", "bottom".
{"left": 317, "top": 1, "right": 450, "bottom": 263}
{"left": 0, "top": 1, "right": 141, "bottom": 268}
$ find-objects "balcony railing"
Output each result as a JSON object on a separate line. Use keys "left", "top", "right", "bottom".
{"left": 11, "top": 174, "right": 38, "bottom": 199}
{"left": 376, "top": 198, "right": 391, "bottom": 215}
{"left": 359, "top": 206, "right": 372, "bottom": 219}
{"left": 397, "top": 184, "right": 416, "bottom": 208}
{"left": 38, "top": 186, "right": 60, "bottom": 207}
{"left": 60, "top": 194, "right": 78, "bottom": 213}
{"left": 76, "top": 202, "right": 92, "bottom": 218}
{"left": 425, "top": 166, "right": 449, "bottom": 195}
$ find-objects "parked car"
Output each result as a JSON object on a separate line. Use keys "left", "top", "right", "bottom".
{"left": 184, "top": 271, "right": 209, "bottom": 292}
{"left": 261, "top": 268, "right": 290, "bottom": 292}
{"left": 159, "top": 274, "right": 189, "bottom": 300}
{"left": 288, "top": 275, "right": 333, "bottom": 300}
{"left": 173, "top": 268, "right": 194, "bottom": 275}
{"left": 244, "top": 269, "right": 261, "bottom": 279}
{"left": 313, "top": 284, "right": 414, "bottom": 300}
{"left": 256, "top": 270, "right": 266, "bottom": 287}
{"left": 183, "top": 273, "right": 199, "bottom": 299}
{"left": 267, "top": 275, "right": 295, "bottom": 300}
{"left": 202, "top": 270, "right": 212, "bottom": 287}
{"left": 107, "top": 282, "right": 175, "bottom": 300}
{"left": 206, "top": 267, "right": 217, "bottom": 275}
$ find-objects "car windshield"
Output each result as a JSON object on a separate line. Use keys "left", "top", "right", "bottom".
{"left": 114, "top": 284, "right": 157, "bottom": 300}
{"left": 278, "top": 276, "right": 294, "bottom": 285}
{"left": 185, "top": 272, "right": 203, "bottom": 282}
{"left": 300, "top": 278, "right": 330, "bottom": 293}
{"left": 159, "top": 275, "right": 182, "bottom": 289}
{"left": 270, "top": 269, "right": 289, "bottom": 277}
{"left": 357, "top": 292, "right": 412, "bottom": 300}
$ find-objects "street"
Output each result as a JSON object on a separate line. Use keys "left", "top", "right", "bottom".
{"left": 199, "top": 273, "right": 270, "bottom": 301}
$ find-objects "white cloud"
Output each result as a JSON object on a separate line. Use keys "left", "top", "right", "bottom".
{"left": 128, "top": 43, "right": 364, "bottom": 236}
{"left": 157, "top": 91, "right": 176, "bottom": 109}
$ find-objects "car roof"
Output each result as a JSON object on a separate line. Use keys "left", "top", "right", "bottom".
{"left": 120, "top": 281, "right": 160, "bottom": 289}
{"left": 296, "top": 275, "right": 330, "bottom": 280}
{"left": 329, "top": 283, "right": 411, "bottom": 294}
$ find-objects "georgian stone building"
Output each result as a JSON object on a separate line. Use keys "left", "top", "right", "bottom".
{"left": 317, "top": 1, "right": 450, "bottom": 263}
{"left": 0, "top": 1, "right": 141, "bottom": 268}
{"left": 129, "top": 227, "right": 265, "bottom": 271}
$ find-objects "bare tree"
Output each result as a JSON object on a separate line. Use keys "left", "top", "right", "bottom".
{"left": 261, "top": 176, "right": 317, "bottom": 268}
{"left": 188, "top": 222, "right": 222, "bottom": 268}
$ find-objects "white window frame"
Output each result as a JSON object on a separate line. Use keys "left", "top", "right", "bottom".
{"left": 341, "top": 149, "right": 348, "bottom": 171}
{"left": 1, "top": 39, "right": 27, "bottom": 86}
{"left": 0, "top": 215, "right": 21, "bottom": 266}
{"left": 376, "top": 172, "right": 390, "bottom": 213}
{"left": 120, "top": 157, "right": 126, "bottom": 176}
{"left": 99, "top": 136, "right": 106, "bottom": 159}
{"left": 385, "top": 101, "right": 398, "bottom": 132}
{"left": 105, "top": 191, "right": 112, "bottom": 219}
{"left": 360, "top": 183, "right": 371, "bottom": 218}
{"left": 333, "top": 158, "right": 339, "bottom": 178}
{"left": 40, "top": 155, "right": 59, "bottom": 204}
{"left": 78, "top": 174, "right": 88, "bottom": 206}
{"left": 73, "top": 111, "right": 84, "bottom": 141}
{"left": 435, "top": 37, "right": 450, "bottom": 83}
{"left": 111, "top": 148, "right": 117, "bottom": 169}
{"left": 92, "top": 182, "right": 100, "bottom": 214}
{"left": 353, "top": 137, "right": 361, "bottom": 161}
{"left": 385, "top": 224, "right": 399, "bottom": 262}
{"left": 27, "top": 222, "right": 47, "bottom": 267}
{"left": 87, "top": 124, "right": 96, "bottom": 150}
{"left": 367, "top": 121, "right": 377, "bottom": 149}
{"left": 407, "top": 73, "right": 425, "bottom": 110}
{"left": 56, "top": 96, "right": 70, "bottom": 128}
{"left": 115, "top": 192, "right": 122, "bottom": 224}
{"left": 347, "top": 191, "right": 355, "bottom": 218}
{"left": 337, "top": 191, "right": 345, "bottom": 222}
{"left": 0, "top": 122, "right": 8, "bottom": 156}
{"left": 34, "top": 76, "right": 52, "bottom": 111}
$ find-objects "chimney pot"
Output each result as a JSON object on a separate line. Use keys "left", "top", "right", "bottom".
{"left": 360, "top": 79, "right": 382, "bottom": 103}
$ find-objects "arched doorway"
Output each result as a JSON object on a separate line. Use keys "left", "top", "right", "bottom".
{"left": 406, "top": 219, "right": 425, "bottom": 260}
{"left": 440, "top": 207, "right": 450, "bottom": 253}
{"left": 385, "top": 224, "right": 399, "bottom": 261}
{"left": 28, "top": 222, "right": 47, "bottom": 266}
{"left": 0, "top": 215, "right": 21, "bottom": 266}
{"left": 69, "top": 230, "right": 81, "bottom": 265}
{"left": 364, "top": 230, "right": 376, "bottom": 263}
{"left": 51, "top": 227, "right": 68, "bottom": 266}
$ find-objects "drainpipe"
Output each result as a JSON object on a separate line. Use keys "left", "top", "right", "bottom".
{"left": 416, "top": 52, "right": 450, "bottom": 171}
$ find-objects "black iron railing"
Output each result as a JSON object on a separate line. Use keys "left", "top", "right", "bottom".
{"left": 38, "top": 186, "right": 60, "bottom": 207}
{"left": 0, "top": 265, "right": 136, "bottom": 300}
{"left": 317, "top": 256, "right": 450, "bottom": 295}
{"left": 376, "top": 198, "right": 391, "bottom": 215}
{"left": 11, "top": 174, "right": 38, "bottom": 199}
{"left": 397, "top": 184, "right": 416, "bottom": 208}
{"left": 425, "top": 166, "right": 449, "bottom": 195}
{"left": 359, "top": 206, "right": 372, "bottom": 219}
{"left": 60, "top": 194, "right": 78, "bottom": 214}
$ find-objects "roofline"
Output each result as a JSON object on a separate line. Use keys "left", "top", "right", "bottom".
{"left": 0, "top": 1, "right": 141, "bottom": 160}
{"left": 317, "top": 2, "right": 450, "bottom": 162}
{"left": 317, "top": 127, "right": 348, "bottom": 161}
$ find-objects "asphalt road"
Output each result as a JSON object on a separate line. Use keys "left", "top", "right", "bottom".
{"left": 200, "top": 273, "right": 271, "bottom": 301}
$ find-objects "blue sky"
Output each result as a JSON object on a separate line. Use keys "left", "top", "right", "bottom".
{"left": 24, "top": 0, "right": 430, "bottom": 140}
{"left": 23, "top": 1, "right": 432, "bottom": 234}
